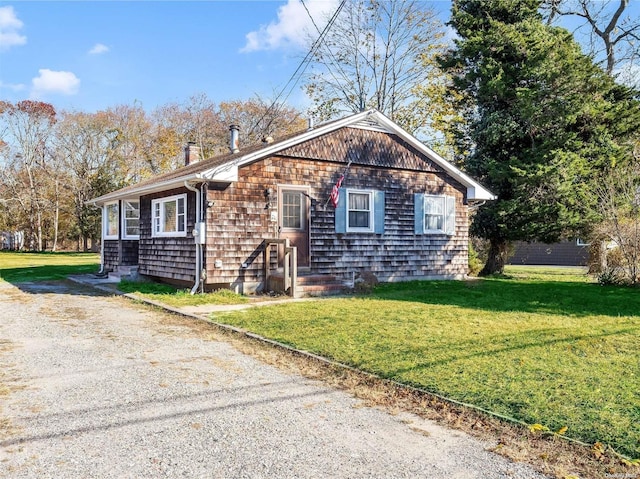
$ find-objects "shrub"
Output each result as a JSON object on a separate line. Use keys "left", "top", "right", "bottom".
{"left": 468, "top": 240, "right": 483, "bottom": 276}
{"left": 596, "top": 266, "right": 628, "bottom": 286}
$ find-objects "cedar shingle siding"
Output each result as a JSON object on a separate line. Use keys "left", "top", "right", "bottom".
{"left": 280, "top": 127, "right": 442, "bottom": 172}
{"left": 103, "top": 240, "right": 119, "bottom": 272}
{"left": 97, "top": 121, "right": 480, "bottom": 291}
{"left": 203, "top": 128, "right": 468, "bottom": 290}
{"left": 103, "top": 239, "right": 138, "bottom": 272}
{"left": 138, "top": 188, "right": 197, "bottom": 283}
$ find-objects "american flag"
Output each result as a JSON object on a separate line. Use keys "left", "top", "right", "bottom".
{"left": 330, "top": 174, "right": 344, "bottom": 208}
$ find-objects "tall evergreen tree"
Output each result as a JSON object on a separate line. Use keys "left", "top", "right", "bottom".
{"left": 441, "top": 0, "right": 639, "bottom": 275}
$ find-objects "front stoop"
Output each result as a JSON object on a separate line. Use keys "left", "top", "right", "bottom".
{"left": 266, "top": 271, "right": 352, "bottom": 297}
{"left": 108, "top": 265, "right": 139, "bottom": 282}
{"left": 294, "top": 273, "right": 352, "bottom": 298}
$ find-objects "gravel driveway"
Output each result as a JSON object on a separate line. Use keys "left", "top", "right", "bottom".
{"left": 0, "top": 279, "right": 548, "bottom": 479}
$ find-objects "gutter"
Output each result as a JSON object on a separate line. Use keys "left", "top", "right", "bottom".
{"left": 468, "top": 200, "right": 487, "bottom": 212}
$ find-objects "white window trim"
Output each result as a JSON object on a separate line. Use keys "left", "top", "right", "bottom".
{"left": 423, "top": 194, "right": 456, "bottom": 235}
{"left": 122, "top": 199, "right": 140, "bottom": 240}
{"left": 423, "top": 195, "right": 446, "bottom": 234}
{"left": 152, "top": 193, "right": 187, "bottom": 238}
{"left": 104, "top": 201, "right": 119, "bottom": 240}
{"left": 279, "top": 186, "right": 308, "bottom": 232}
{"left": 576, "top": 238, "right": 590, "bottom": 246}
{"left": 346, "top": 189, "right": 374, "bottom": 233}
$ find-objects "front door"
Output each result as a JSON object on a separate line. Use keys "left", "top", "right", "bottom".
{"left": 279, "top": 187, "right": 310, "bottom": 268}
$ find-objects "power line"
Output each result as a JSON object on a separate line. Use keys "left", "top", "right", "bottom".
{"left": 249, "top": 0, "right": 348, "bottom": 136}
{"left": 300, "top": 0, "right": 355, "bottom": 104}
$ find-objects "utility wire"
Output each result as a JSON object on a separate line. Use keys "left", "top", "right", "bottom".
{"left": 300, "top": 0, "right": 355, "bottom": 105}
{"left": 249, "top": 0, "right": 348, "bottom": 137}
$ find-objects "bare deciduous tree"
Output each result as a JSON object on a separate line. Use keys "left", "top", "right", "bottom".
{"left": 0, "top": 101, "right": 57, "bottom": 251}
{"left": 54, "top": 111, "right": 121, "bottom": 250}
{"left": 594, "top": 152, "right": 640, "bottom": 284}
{"left": 305, "top": 0, "right": 446, "bottom": 134}
{"left": 543, "top": 0, "right": 639, "bottom": 77}
{"left": 218, "top": 97, "right": 306, "bottom": 146}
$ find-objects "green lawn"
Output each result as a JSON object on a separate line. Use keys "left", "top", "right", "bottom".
{"left": 118, "top": 279, "right": 248, "bottom": 307}
{"left": 0, "top": 251, "right": 100, "bottom": 282}
{"left": 213, "top": 266, "right": 640, "bottom": 459}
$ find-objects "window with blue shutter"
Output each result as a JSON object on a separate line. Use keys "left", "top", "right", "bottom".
{"left": 334, "top": 188, "right": 347, "bottom": 233}
{"left": 373, "top": 190, "right": 385, "bottom": 234}
{"left": 445, "top": 196, "right": 456, "bottom": 235}
{"left": 415, "top": 194, "right": 456, "bottom": 235}
{"left": 414, "top": 193, "right": 425, "bottom": 234}
{"left": 334, "top": 188, "right": 385, "bottom": 234}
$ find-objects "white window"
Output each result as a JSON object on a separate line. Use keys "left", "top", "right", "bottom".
{"left": 104, "top": 202, "right": 119, "bottom": 239}
{"left": 425, "top": 195, "right": 446, "bottom": 232}
{"left": 281, "top": 190, "right": 304, "bottom": 230}
{"left": 347, "top": 189, "right": 374, "bottom": 232}
{"left": 415, "top": 194, "right": 456, "bottom": 235}
{"left": 152, "top": 194, "right": 187, "bottom": 237}
{"left": 335, "top": 188, "right": 384, "bottom": 234}
{"left": 122, "top": 200, "right": 140, "bottom": 239}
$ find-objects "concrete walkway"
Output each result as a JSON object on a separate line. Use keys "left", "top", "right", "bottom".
{"left": 67, "top": 274, "right": 316, "bottom": 317}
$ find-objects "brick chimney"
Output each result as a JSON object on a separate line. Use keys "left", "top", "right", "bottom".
{"left": 184, "top": 142, "right": 201, "bottom": 166}
{"left": 229, "top": 125, "right": 240, "bottom": 153}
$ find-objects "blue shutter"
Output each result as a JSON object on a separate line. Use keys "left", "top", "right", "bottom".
{"left": 334, "top": 188, "right": 346, "bottom": 233}
{"left": 374, "top": 190, "right": 385, "bottom": 234}
{"left": 414, "top": 193, "right": 424, "bottom": 234}
{"left": 445, "top": 196, "right": 456, "bottom": 235}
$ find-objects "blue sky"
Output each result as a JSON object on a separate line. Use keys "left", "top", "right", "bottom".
{"left": 1, "top": 1, "right": 328, "bottom": 112}
{"left": 0, "top": 0, "right": 448, "bottom": 113}
{"left": 1, "top": 1, "right": 638, "bottom": 114}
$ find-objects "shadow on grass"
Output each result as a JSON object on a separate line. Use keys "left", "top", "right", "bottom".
{"left": 371, "top": 278, "right": 640, "bottom": 318}
{"left": 0, "top": 264, "right": 101, "bottom": 284}
{"left": 384, "top": 325, "right": 640, "bottom": 377}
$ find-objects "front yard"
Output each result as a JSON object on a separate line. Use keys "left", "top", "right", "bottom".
{"left": 212, "top": 266, "right": 640, "bottom": 460}
{"left": 2, "top": 252, "right": 637, "bottom": 461}
{"left": 0, "top": 251, "right": 100, "bottom": 282}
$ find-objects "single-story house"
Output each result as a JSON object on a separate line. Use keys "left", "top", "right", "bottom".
{"left": 89, "top": 109, "right": 494, "bottom": 295}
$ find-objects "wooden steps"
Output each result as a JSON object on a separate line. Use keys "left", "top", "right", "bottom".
{"left": 268, "top": 272, "right": 351, "bottom": 298}
{"left": 107, "top": 265, "right": 139, "bottom": 282}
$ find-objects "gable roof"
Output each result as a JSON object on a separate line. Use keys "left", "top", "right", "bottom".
{"left": 89, "top": 110, "right": 495, "bottom": 205}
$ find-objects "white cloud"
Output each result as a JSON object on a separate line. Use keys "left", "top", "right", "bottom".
{"left": 89, "top": 43, "right": 109, "bottom": 55}
{"left": 0, "top": 80, "right": 25, "bottom": 92}
{"left": 31, "top": 69, "right": 80, "bottom": 98}
{"left": 241, "top": 0, "right": 339, "bottom": 52}
{"left": 0, "top": 6, "right": 27, "bottom": 51}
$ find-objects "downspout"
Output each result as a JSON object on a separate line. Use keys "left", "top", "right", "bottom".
{"left": 200, "top": 182, "right": 206, "bottom": 292}
{"left": 91, "top": 202, "right": 106, "bottom": 275}
{"left": 184, "top": 181, "right": 201, "bottom": 295}
{"left": 99, "top": 205, "right": 105, "bottom": 274}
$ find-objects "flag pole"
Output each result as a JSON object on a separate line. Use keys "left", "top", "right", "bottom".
{"left": 325, "top": 160, "right": 352, "bottom": 209}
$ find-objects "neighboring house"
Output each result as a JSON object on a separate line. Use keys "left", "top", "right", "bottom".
{"left": 0, "top": 231, "right": 25, "bottom": 251}
{"left": 508, "top": 240, "right": 590, "bottom": 267}
{"left": 88, "top": 110, "right": 494, "bottom": 295}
